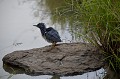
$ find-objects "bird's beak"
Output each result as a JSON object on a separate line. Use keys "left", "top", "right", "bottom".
{"left": 33, "top": 25, "right": 37, "bottom": 26}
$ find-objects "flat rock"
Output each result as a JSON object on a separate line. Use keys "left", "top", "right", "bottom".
{"left": 2, "top": 43, "right": 104, "bottom": 76}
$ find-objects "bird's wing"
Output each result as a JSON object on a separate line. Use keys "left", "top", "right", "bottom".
{"left": 45, "top": 27, "right": 61, "bottom": 42}
{"left": 46, "top": 27, "right": 60, "bottom": 38}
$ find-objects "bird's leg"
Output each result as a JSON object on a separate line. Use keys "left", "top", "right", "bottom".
{"left": 49, "top": 42, "right": 56, "bottom": 50}
{"left": 44, "top": 42, "right": 56, "bottom": 52}
{"left": 52, "top": 42, "right": 56, "bottom": 48}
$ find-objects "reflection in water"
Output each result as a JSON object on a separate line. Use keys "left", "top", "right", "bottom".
{"left": 103, "top": 67, "right": 120, "bottom": 79}
{"left": 32, "top": 0, "right": 83, "bottom": 42}
{"left": 4, "top": 65, "right": 118, "bottom": 79}
{"left": 3, "top": 62, "right": 106, "bottom": 79}
{"left": 50, "top": 75, "right": 60, "bottom": 79}
{"left": 32, "top": 0, "right": 65, "bottom": 23}
{"left": 3, "top": 63, "right": 25, "bottom": 75}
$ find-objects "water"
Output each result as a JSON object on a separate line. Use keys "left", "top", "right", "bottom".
{"left": 0, "top": 0, "right": 105, "bottom": 79}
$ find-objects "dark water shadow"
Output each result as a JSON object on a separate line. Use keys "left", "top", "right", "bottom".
{"left": 3, "top": 62, "right": 103, "bottom": 79}
{"left": 3, "top": 62, "right": 120, "bottom": 79}
{"left": 103, "top": 66, "right": 120, "bottom": 79}
{"left": 3, "top": 62, "right": 100, "bottom": 75}
{"left": 3, "top": 63, "right": 25, "bottom": 75}
{"left": 50, "top": 75, "right": 60, "bottom": 79}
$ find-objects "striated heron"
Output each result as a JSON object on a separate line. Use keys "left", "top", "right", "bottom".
{"left": 33, "top": 23, "right": 62, "bottom": 50}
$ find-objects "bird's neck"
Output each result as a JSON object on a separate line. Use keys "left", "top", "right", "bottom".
{"left": 40, "top": 28, "right": 46, "bottom": 36}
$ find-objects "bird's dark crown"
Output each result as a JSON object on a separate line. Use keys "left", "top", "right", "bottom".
{"left": 33, "top": 23, "right": 46, "bottom": 29}
{"left": 33, "top": 23, "right": 46, "bottom": 36}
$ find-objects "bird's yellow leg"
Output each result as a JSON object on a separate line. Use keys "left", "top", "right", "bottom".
{"left": 45, "top": 42, "right": 56, "bottom": 52}
{"left": 52, "top": 42, "right": 56, "bottom": 47}
{"left": 50, "top": 42, "right": 56, "bottom": 50}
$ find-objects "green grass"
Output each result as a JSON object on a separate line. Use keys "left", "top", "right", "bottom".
{"left": 48, "top": 0, "right": 120, "bottom": 72}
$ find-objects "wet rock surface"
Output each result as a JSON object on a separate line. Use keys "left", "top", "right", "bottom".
{"left": 2, "top": 43, "right": 104, "bottom": 76}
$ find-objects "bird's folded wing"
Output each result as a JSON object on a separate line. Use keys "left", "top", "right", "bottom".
{"left": 45, "top": 30, "right": 61, "bottom": 42}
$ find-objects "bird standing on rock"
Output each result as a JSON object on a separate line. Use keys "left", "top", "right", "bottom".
{"left": 33, "top": 23, "right": 62, "bottom": 50}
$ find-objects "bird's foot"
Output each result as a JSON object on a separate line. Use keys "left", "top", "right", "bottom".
{"left": 43, "top": 44, "right": 56, "bottom": 52}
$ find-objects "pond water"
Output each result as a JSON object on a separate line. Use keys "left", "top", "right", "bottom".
{"left": 0, "top": 0, "right": 106, "bottom": 79}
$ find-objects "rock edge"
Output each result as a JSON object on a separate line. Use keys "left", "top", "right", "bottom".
{"left": 2, "top": 43, "right": 104, "bottom": 76}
